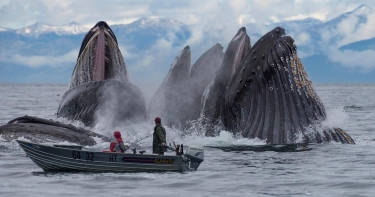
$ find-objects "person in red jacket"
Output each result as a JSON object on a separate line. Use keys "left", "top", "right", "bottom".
{"left": 109, "top": 131, "right": 129, "bottom": 153}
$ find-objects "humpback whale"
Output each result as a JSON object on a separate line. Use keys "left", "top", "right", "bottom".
{"left": 148, "top": 43, "right": 224, "bottom": 129}
{"left": 201, "top": 27, "right": 251, "bottom": 133}
{"left": 221, "top": 27, "right": 354, "bottom": 144}
{"left": 148, "top": 45, "right": 192, "bottom": 129}
{"left": 188, "top": 43, "right": 224, "bottom": 121}
{"left": 0, "top": 116, "right": 109, "bottom": 146}
{"left": 0, "top": 21, "right": 146, "bottom": 145}
{"left": 148, "top": 26, "right": 354, "bottom": 144}
{"left": 56, "top": 21, "right": 146, "bottom": 127}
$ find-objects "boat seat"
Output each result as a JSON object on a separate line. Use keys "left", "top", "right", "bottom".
{"left": 139, "top": 151, "right": 145, "bottom": 154}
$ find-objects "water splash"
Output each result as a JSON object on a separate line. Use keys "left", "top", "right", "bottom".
{"left": 3, "top": 102, "right": 373, "bottom": 153}
{"left": 182, "top": 130, "right": 266, "bottom": 147}
{"left": 322, "top": 104, "right": 349, "bottom": 128}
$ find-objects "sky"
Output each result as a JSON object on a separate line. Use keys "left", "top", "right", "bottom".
{"left": 0, "top": 0, "right": 375, "bottom": 98}
{"left": 1, "top": 0, "right": 374, "bottom": 29}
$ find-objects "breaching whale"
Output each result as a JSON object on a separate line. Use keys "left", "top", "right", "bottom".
{"left": 201, "top": 27, "right": 251, "bottom": 133}
{"left": 149, "top": 26, "right": 354, "bottom": 145}
{"left": 0, "top": 21, "right": 146, "bottom": 145}
{"left": 148, "top": 45, "right": 192, "bottom": 129}
{"left": 221, "top": 27, "right": 354, "bottom": 144}
{"left": 188, "top": 43, "right": 224, "bottom": 122}
{"left": 56, "top": 21, "right": 146, "bottom": 127}
{"left": 148, "top": 43, "right": 224, "bottom": 129}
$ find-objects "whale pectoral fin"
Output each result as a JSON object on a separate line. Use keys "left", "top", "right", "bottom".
{"left": 0, "top": 116, "right": 112, "bottom": 146}
{"left": 334, "top": 128, "right": 355, "bottom": 144}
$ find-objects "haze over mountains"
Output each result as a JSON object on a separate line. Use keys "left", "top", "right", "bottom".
{"left": 0, "top": 4, "right": 374, "bottom": 90}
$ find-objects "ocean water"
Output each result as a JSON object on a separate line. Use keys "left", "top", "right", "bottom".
{"left": 0, "top": 84, "right": 374, "bottom": 197}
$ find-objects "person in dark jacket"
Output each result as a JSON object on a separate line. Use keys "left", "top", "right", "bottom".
{"left": 153, "top": 117, "right": 166, "bottom": 155}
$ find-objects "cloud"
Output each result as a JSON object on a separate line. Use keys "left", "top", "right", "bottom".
{"left": 295, "top": 32, "right": 312, "bottom": 46}
{"left": 123, "top": 35, "right": 184, "bottom": 103}
{"left": 328, "top": 48, "right": 375, "bottom": 72}
{"left": 0, "top": 0, "right": 150, "bottom": 28}
{"left": 1, "top": 0, "right": 375, "bottom": 86}
{"left": 0, "top": 49, "right": 78, "bottom": 68}
{"left": 316, "top": 12, "right": 375, "bottom": 48}
{"left": 0, "top": 0, "right": 49, "bottom": 28}
{"left": 0, "top": 0, "right": 10, "bottom": 7}
{"left": 2, "top": 0, "right": 374, "bottom": 29}
{"left": 285, "top": 12, "right": 327, "bottom": 21}
{"left": 334, "top": 12, "right": 375, "bottom": 46}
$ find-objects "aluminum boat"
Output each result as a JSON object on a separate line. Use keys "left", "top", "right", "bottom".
{"left": 16, "top": 140, "right": 204, "bottom": 172}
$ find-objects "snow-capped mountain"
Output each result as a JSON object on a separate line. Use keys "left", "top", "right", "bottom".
{"left": 312, "top": 4, "right": 375, "bottom": 47}
{"left": 15, "top": 22, "right": 89, "bottom": 37}
{"left": 130, "top": 17, "right": 185, "bottom": 29}
{"left": 272, "top": 18, "right": 323, "bottom": 34}
{"left": 110, "top": 17, "right": 190, "bottom": 51}
{"left": 0, "top": 27, "right": 11, "bottom": 32}
{"left": 0, "top": 5, "right": 375, "bottom": 84}
{"left": 347, "top": 4, "right": 374, "bottom": 17}
{"left": 110, "top": 17, "right": 189, "bottom": 39}
{"left": 324, "top": 4, "right": 375, "bottom": 26}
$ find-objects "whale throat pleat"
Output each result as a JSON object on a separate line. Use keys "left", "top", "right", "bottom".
{"left": 93, "top": 29, "right": 105, "bottom": 81}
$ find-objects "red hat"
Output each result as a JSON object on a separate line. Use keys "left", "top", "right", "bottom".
{"left": 114, "top": 131, "right": 121, "bottom": 138}
{"left": 154, "top": 117, "right": 161, "bottom": 124}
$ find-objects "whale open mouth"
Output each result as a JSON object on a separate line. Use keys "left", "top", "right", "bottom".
{"left": 232, "top": 27, "right": 251, "bottom": 73}
{"left": 91, "top": 27, "right": 106, "bottom": 81}
{"left": 69, "top": 21, "right": 128, "bottom": 88}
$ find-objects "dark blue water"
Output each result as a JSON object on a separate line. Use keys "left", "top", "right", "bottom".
{"left": 0, "top": 84, "right": 374, "bottom": 197}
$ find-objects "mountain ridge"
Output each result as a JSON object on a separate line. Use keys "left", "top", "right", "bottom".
{"left": 0, "top": 5, "right": 374, "bottom": 84}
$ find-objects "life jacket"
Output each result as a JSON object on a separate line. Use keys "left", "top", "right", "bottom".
{"left": 110, "top": 131, "right": 124, "bottom": 153}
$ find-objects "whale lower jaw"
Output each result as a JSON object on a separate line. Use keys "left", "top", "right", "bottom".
{"left": 57, "top": 80, "right": 146, "bottom": 127}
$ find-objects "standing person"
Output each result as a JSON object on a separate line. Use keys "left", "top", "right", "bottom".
{"left": 153, "top": 117, "right": 166, "bottom": 155}
{"left": 110, "top": 131, "right": 129, "bottom": 153}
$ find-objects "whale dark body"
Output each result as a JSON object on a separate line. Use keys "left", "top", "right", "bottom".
{"left": 0, "top": 116, "right": 109, "bottom": 146}
{"left": 57, "top": 79, "right": 146, "bottom": 126}
{"left": 188, "top": 43, "right": 224, "bottom": 121}
{"left": 201, "top": 27, "right": 251, "bottom": 133}
{"left": 222, "top": 27, "right": 354, "bottom": 144}
{"left": 57, "top": 21, "right": 146, "bottom": 127}
{"left": 148, "top": 44, "right": 224, "bottom": 129}
{"left": 148, "top": 45, "right": 192, "bottom": 128}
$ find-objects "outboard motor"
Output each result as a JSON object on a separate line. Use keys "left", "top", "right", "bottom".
{"left": 175, "top": 144, "right": 184, "bottom": 155}
{"left": 184, "top": 145, "right": 204, "bottom": 170}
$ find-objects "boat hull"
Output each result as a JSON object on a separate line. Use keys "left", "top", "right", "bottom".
{"left": 17, "top": 140, "right": 191, "bottom": 172}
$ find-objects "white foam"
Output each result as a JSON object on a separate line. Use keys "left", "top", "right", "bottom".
{"left": 182, "top": 130, "right": 266, "bottom": 147}
{"left": 321, "top": 105, "right": 349, "bottom": 128}
{"left": 88, "top": 120, "right": 267, "bottom": 149}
